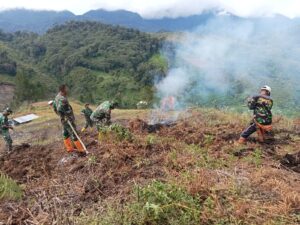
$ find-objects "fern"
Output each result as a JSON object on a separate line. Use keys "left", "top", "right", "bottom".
{"left": 0, "top": 173, "right": 23, "bottom": 200}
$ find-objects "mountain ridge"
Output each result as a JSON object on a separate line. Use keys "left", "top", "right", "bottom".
{"left": 0, "top": 8, "right": 288, "bottom": 33}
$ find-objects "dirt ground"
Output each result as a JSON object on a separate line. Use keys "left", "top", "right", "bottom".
{"left": 0, "top": 108, "right": 300, "bottom": 224}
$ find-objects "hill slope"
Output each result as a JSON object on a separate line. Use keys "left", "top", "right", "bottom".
{"left": 0, "top": 21, "right": 166, "bottom": 107}
{"left": 0, "top": 34, "right": 58, "bottom": 105}
{"left": 0, "top": 106, "right": 299, "bottom": 224}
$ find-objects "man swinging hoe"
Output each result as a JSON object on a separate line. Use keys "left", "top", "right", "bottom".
{"left": 238, "top": 85, "right": 273, "bottom": 144}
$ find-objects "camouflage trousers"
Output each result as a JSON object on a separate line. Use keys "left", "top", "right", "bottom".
{"left": 62, "top": 121, "right": 78, "bottom": 141}
{"left": 241, "top": 123, "right": 257, "bottom": 138}
{"left": 96, "top": 121, "right": 111, "bottom": 142}
{"left": 90, "top": 116, "right": 110, "bottom": 132}
{"left": 1, "top": 129, "right": 12, "bottom": 151}
{"left": 95, "top": 119, "right": 111, "bottom": 132}
{"left": 84, "top": 118, "right": 94, "bottom": 129}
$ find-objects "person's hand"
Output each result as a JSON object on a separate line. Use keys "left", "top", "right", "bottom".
{"left": 9, "top": 126, "right": 14, "bottom": 130}
{"left": 247, "top": 97, "right": 253, "bottom": 103}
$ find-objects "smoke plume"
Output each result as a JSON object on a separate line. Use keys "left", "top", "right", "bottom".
{"left": 156, "top": 16, "right": 300, "bottom": 114}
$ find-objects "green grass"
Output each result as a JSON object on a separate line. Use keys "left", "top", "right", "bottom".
{"left": 0, "top": 173, "right": 23, "bottom": 201}
{"left": 243, "top": 148, "right": 263, "bottom": 167}
{"left": 76, "top": 180, "right": 202, "bottom": 225}
{"left": 99, "top": 123, "right": 134, "bottom": 142}
{"left": 0, "top": 73, "right": 15, "bottom": 84}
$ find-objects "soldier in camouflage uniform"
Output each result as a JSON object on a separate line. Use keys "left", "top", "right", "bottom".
{"left": 90, "top": 101, "right": 117, "bottom": 132}
{"left": 55, "top": 85, "right": 85, "bottom": 153}
{"left": 0, "top": 107, "right": 13, "bottom": 152}
{"left": 81, "top": 103, "right": 93, "bottom": 132}
{"left": 238, "top": 85, "right": 273, "bottom": 144}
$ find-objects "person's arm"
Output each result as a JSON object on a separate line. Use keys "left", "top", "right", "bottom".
{"left": 57, "top": 98, "right": 70, "bottom": 122}
{"left": 56, "top": 99, "right": 65, "bottom": 116}
{"left": 2, "top": 118, "right": 13, "bottom": 130}
{"left": 269, "top": 99, "right": 274, "bottom": 110}
{"left": 88, "top": 108, "right": 93, "bottom": 116}
{"left": 58, "top": 98, "right": 73, "bottom": 118}
{"left": 2, "top": 125, "right": 13, "bottom": 129}
{"left": 53, "top": 102, "right": 58, "bottom": 115}
{"left": 247, "top": 96, "right": 258, "bottom": 110}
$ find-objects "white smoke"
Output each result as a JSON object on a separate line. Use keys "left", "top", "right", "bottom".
{"left": 156, "top": 16, "right": 300, "bottom": 113}
{"left": 157, "top": 68, "right": 189, "bottom": 97}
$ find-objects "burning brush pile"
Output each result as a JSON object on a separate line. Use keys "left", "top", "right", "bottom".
{"left": 128, "top": 107, "right": 182, "bottom": 134}
{"left": 128, "top": 118, "right": 176, "bottom": 133}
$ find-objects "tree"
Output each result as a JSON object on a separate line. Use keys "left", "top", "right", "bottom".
{"left": 14, "top": 68, "right": 46, "bottom": 103}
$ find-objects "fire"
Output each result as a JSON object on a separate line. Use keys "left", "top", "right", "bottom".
{"left": 161, "top": 96, "right": 176, "bottom": 111}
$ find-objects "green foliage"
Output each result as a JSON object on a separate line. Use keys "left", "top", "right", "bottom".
{"left": 87, "top": 155, "right": 97, "bottom": 167}
{"left": 0, "top": 50, "right": 17, "bottom": 76}
{"left": 0, "top": 173, "right": 23, "bottom": 200}
{"left": 0, "top": 21, "right": 166, "bottom": 108}
{"left": 81, "top": 181, "right": 202, "bottom": 225}
{"left": 32, "top": 21, "right": 163, "bottom": 107}
{"left": 243, "top": 148, "right": 263, "bottom": 167}
{"left": 100, "top": 123, "right": 133, "bottom": 142}
{"left": 136, "top": 54, "right": 167, "bottom": 86}
{"left": 187, "top": 144, "right": 228, "bottom": 169}
{"left": 65, "top": 67, "right": 97, "bottom": 103}
{"left": 146, "top": 134, "right": 158, "bottom": 145}
{"left": 203, "top": 134, "right": 214, "bottom": 146}
{"left": 109, "top": 124, "right": 133, "bottom": 142}
{"left": 13, "top": 67, "right": 49, "bottom": 103}
{"left": 123, "top": 181, "right": 201, "bottom": 225}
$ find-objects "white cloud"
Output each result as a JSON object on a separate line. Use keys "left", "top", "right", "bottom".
{"left": 0, "top": 0, "right": 300, "bottom": 18}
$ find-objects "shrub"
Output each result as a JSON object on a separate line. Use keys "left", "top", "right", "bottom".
{"left": 99, "top": 124, "right": 133, "bottom": 142}
{"left": 123, "top": 180, "right": 201, "bottom": 225}
{"left": 0, "top": 173, "right": 23, "bottom": 200}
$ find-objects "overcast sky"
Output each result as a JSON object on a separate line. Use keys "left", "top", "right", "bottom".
{"left": 0, "top": 0, "right": 299, "bottom": 18}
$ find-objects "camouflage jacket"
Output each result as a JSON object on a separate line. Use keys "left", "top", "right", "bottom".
{"left": 90, "top": 101, "right": 111, "bottom": 122}
{"left": 54, "top": 92, "right": 75, "bottom": 123}
{"left": 51, "top": 100, "right": 58, "bottom": 115}
{"left": 0, "top": 113, "right": 9, "bottom": 131}
{"left": 248, "top": 95, "right": 273, "bottom": 125}
{"left": 81, "top": 108, "right": 93, "bottom": 119}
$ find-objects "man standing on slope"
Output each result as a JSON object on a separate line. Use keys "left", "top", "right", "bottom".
{"left": 55, "top": 84, "right": 85, "bottom": 154}
{"left": 90, "top": 101, "right": 117, "bottom": 132}
{"left": 238, "top": 85, "right": 273, "bottom": 144}
{"left": 0, "top": 107, "right": 13, "bottom": 153}
{"left": 81, "top": 103, "right": 93, "bottom": 132}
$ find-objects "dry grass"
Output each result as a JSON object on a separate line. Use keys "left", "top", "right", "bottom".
{"left": 1, "top": 105, "right": 300, "bottom": 224}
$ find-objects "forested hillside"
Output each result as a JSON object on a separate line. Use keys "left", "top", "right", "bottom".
{"left": 0, "top": 21, "right": 167, "bottom": 107}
